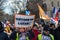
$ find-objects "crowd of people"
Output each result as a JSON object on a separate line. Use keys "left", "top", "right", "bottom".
{"left": 0, "top": 20, "right": 60, "bottom": 40}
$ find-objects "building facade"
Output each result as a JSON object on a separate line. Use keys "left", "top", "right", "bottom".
{"left": 43, "top": 0, "right": 60, "bottom": 18}
{"left": 43, "top": 0, "right": 60, "bottom": 11}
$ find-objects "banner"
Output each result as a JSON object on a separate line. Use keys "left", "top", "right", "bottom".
{"left": 14, "top": 14, "right": 35, "bottom": 28}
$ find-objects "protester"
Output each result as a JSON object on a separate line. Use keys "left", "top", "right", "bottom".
{"left": 49, "top": 23, "right": 55, "bottom": 35}
{"left": 38, "top": 24, "right": 43, "bottom": 34}
{"left": 27, "top": 28, "right": 35, "bottom": 40}
{"left": 38, "top": 25, "right": 54, "bottom": 40}
{"left": 10, "top": 27, "right": 35, "bottom": 40}
{"left": 32, "top": 23, "right": 40, "bottom": 40}
{"left": 4, "top": 24, "right": 12, "bottom": 36}
{"left": 0, "top": 21, "right": 10, "bottom": 40}
{"left": 54, "top": 21, "right": 60, "bottom": 40}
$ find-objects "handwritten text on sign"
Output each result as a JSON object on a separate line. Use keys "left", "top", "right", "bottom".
{"left": 15, "top": 14, "right": 35, "bottom": 27}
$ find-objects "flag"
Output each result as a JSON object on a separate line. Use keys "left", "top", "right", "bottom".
{"left": 50, "top": 17, "right": 58, "bottom": 28}
{"left": 52, "top": 7, "right": 58, "bottom": 23}
{"left": 55, "top": 12, "right": 59, "bottom": 17}
{"left": 37, "top": 3, "right": 51, "bottom": 20}
{"left": 52, "top": 7, "right": 58, "bottom": 18}
{"left": 50, "top": 17, "right": 58, "bottom": 24}
{"left": 52, "top": 7, "right": 56, "bottom": 13}
{"left": 50, "top": 15, "right": 58, "bottom": 26}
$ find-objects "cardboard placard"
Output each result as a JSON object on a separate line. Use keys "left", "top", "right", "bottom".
{"left": 14, "top": 14, "right": 35, "bottom": 28}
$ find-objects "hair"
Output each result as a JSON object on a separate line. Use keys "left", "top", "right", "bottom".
{"left": 43, "top": 25, "right": 50, "bottom": 31}
{"left": 50, "top": 23, "right": 55, "bottom": 27}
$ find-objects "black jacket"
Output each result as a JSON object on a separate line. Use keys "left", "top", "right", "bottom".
{"left": 49, "top": 29, "right": 55, "bottom": 35}
{"left": 10, "top": 30, "right": 35, "bottom": 40}
{"left": 0, "top": 21, "right": 10, "bottom": 40}
{"left": 54, "top": 26, "right": 60, "bottom": 40}
{"left": 0, "top": 29, "right": 10, "bottom": 40}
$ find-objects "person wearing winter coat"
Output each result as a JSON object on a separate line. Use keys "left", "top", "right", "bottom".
{"left": 10, "top": 27, "right": 35, "bottom": 40}
{"left": 54, "top": 25, "right": 60, "bottom": 40}
{"left": 0, "top": 21, "right": 10, "bottom": 40}
{"left": 38, "top": 25, "right": 54, "bottom": 40}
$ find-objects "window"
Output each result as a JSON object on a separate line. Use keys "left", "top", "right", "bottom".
{"left": 51, "top": 1, "right": 53, "bottom": 7}
{"left": 57, "top": 1, "right": 59, "bottom": 7}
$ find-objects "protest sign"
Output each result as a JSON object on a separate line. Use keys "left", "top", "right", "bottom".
{"left": 14, "top": 14, "right": 35, "bottom": 28}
